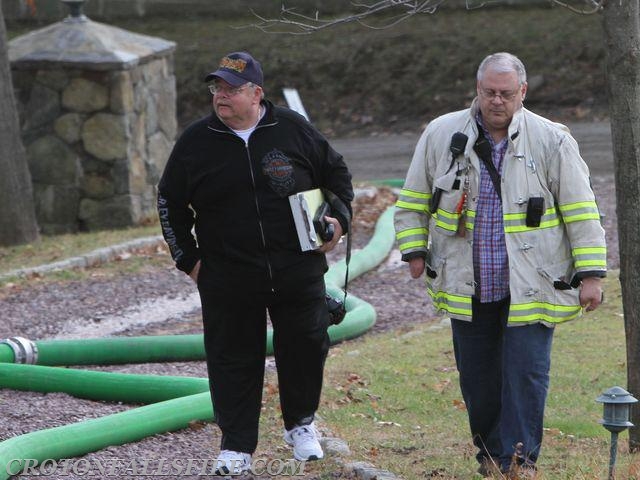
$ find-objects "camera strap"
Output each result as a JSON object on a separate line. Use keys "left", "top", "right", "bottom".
{"left": 342, "top": 222, "right": 351, "bottom": 305}
{"left": 320, "top": 188, "right": 352, "bottom": 307}
{"left": 473, "top": 123, "right": 502, "bottom": 202}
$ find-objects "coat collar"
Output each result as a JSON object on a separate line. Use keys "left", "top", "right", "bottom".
{"left": 468, "top": 97, "right": 524, "bottom": 143}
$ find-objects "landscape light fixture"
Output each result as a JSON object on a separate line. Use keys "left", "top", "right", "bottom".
{"left": 62, "top": 0, "right": 87, "bottom": 22}
{"left": 596, "top": 386, "right": 638, "bottom": 480}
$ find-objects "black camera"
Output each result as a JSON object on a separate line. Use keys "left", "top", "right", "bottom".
{"left": 325, "top": 293, "right": 346, "bottom": 325}
{"left": 313, "top": 201, "right": 335, "bottom": 242}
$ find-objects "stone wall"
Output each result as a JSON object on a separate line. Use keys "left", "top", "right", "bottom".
{"left": 12, "top": 56, "right": 176, "bottom": 233}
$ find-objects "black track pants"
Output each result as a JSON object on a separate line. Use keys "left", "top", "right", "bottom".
{"left": 198, "top": 274, "right": 330, "bottom": 454}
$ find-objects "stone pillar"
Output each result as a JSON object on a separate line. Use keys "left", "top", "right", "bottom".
{"left": 9, "top": 1, "right": 176, "bottom": 233}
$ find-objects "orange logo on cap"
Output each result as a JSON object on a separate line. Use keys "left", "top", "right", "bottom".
{"left": 219, "top": 56, "right": 247, "bottom": 73}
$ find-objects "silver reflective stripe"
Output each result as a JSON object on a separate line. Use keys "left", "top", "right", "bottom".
{"left": 504, "top": 207, "right": 560, "bottom": 233}
{"left": 396, "top": 189, "right": 430, "bottom": 213}
{"left": 572, "top": 246, "right": 607, "bottom": 269}
{"left": 396, "top": 227, "right": 428, "bottom": 252}
{"left": 508, "top": 301, "right": 582, "bottom": 324}
{"left": 428, "top": 288, "right": 473, "bottom": 318}
{"left": 558, "top": 201, "right": 601, "bottom": 224}
{"left": 434, "top": 208, "right": 459, "bottom": 232}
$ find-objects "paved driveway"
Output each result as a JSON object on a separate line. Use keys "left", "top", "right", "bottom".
{"left": 333, "top": 120, "right": 613, "bottom": 182}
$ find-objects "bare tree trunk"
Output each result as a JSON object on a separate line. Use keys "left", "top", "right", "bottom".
{"left": 0, "top": 5, "right": 39, "bottom": 246}
{"left": 602, "top": 0, "right": 640, "bottom": 450}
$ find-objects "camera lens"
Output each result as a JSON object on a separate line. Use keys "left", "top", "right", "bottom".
{"left": 323, "top": 223, "right": 335, "bottom": 241}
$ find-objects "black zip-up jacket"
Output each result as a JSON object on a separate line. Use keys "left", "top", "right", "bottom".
{"left": 157, "top": 100, "right": 353, "bottom": 291}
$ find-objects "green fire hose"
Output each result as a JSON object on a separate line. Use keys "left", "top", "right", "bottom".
{"left": 0, "top": 203, "right": 397, "bottom": 479}
{"left": 1, "top": 392, "right": 213, "bottom": 478}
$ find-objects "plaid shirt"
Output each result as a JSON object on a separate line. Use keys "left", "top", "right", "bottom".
{"left": 472, "top": 116, "right": 510, "bottom": 302}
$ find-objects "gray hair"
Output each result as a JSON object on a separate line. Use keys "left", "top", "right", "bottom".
{"left": 477, "top": 52, "right": 527, "bottom": 85}
{"left": 249, "top": 82, "right": 265, "bottom": 100}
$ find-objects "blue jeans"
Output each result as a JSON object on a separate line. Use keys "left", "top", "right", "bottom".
{"left": 451, "top": 297, "right": 554, "bottom": 471}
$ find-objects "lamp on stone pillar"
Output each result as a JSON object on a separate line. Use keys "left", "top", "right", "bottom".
{"left": 596, "top": 386, "right": 638, "bottom": 480}
{"left": 9, "top": 0, "right": 176, "bottom": 233}
{"left": 62, "top": 0, "right": 87, "bottom": 22}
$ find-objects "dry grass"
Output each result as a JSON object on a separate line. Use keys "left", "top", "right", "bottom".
{"left": 0, "top": 222, "right": 161, "bottom": 275}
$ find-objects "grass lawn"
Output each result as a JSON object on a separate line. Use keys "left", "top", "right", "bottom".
{"left": 279, "top": 271, "right": 634, "bottom": 479}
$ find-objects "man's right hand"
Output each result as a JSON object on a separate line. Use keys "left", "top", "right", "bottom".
{"left": 409, "top": 257, "right": 425, "bottom": 279}
{"left": 189, "top": 260, "right": 201, "bottom": 283}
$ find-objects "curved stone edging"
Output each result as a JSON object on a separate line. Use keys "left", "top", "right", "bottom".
{"left": 0, "top": 235, "right": 165, "bottom": 281}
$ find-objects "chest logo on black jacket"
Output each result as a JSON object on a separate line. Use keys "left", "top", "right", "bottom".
{"left": 262, "top": 149, "right": 295, "bottom": 197}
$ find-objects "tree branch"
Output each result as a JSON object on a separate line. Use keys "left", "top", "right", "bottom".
{"left": 239, "top": 0, "right": 447, "bottom": 34}
{"left": 239, "top": 0, "right": 603, "bottom": 34}
{"left": 549, "top": 0, "right": 604, "bottom": 14}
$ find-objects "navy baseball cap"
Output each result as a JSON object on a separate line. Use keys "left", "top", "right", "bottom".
{"left": 204, "top": 51, "right": 264, "bottom": 87}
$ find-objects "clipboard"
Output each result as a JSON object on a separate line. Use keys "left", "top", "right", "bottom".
{"left": 288, "top": 188, "right": 326, "bottom": 251}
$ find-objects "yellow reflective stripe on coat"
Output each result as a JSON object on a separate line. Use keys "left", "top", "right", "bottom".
{"left": 396, "top": 200, "right": 429, "bottom": 213}
{"left": 434, "top": 208, "right": 459, "bottom": 232}
{"left": 399, "top": 188, "right": 430, "bottom": 200}
{"left": 428, "top": 289, "right": 473, "bottom": 317}
{"left": 396, "top": 227, "right": 428, "bottom": 252}
{"left": 396, "top": 189, "right": 431, "bottom": 213}
{"left": 463, "top": 209, "right": 476, "bottom": 232}
{"left": 573, "top": 246, "right": 607, "bottom": 268}
{"left": 508, "top": 301, "right": 582, "bottom": 324}
{"left": 503, "top": 207, "right": 560, "bottom": 233}
{"left": 396, "top": 227, "right": 428, "bottom": 239}
{"left": 428, "top": 292, "right": 582, "bottom": 324}
{"left": 398, "top": 239, "right": 428, "bottom": 251}
{"left": 558, "top": 201, "right": 601, "bottom": 223}
{"left": 433, "top": 208, "right": 476, "bottom": 233}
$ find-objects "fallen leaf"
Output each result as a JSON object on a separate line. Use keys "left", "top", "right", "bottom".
{"left": 376, "top": 421, "right": 401, "bottom": 427}
{"left": 434, "top": 378, "right": 451, "bottom": 393}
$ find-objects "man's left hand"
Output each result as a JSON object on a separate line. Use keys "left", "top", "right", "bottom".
{"left": 580, "top": 277, "right": 604, "bottom": 312}
{"left": 318, "top": 216, "right": 343, "bottom": 253}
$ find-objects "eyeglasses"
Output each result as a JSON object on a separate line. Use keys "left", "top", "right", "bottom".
{"left": 478, "top": 88, "right": 519, "bottom": 102}
{"left": 208, "top": 83, "right": 253, "bottom": 97}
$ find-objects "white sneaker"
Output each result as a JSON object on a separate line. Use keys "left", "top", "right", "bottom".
{"left": 214, "top": 449, "right": 251, "bottom": 476}
{"left": 284, "top": 422, "right": 324, "bottom": 461}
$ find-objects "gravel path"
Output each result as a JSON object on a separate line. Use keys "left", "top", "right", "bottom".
{"left": 0, "top": 188, "right": 404, "bottom": 480}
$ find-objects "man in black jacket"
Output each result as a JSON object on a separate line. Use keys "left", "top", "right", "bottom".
{"left": 157, "top": 51, "right": 353, "bottom": 475}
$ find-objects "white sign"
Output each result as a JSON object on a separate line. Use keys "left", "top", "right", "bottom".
{"left": 282, "top": 88, "right": 310, "bottom": 121}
